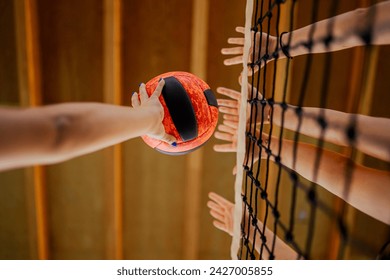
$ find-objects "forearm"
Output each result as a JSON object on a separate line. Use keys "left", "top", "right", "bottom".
{"left": 272, "top": 105, "right": 350, "bottom": 146}
{"left": 272, "top": 105, "right": 390, "bottom": 161}
{"left": 283, "top": 1, "right": 390, "bottom": 57}
{"left": 48, "top": 103, "right": 154, "bottom": 155}
{"left": 0, "top": 103, "right": 155, "bottom": 170}
{"left": 272, "top": 137, "right": 390, "bottom": 225}
{"left": 248, "top": 218, "right": 298, "bottom": 259}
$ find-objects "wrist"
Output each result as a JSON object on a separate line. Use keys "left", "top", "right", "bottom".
{"left": 131, "top": 105, "right": 161, "bottom": 136}
{"left": 280, "top": 32, "right": 293, "bottom": 59}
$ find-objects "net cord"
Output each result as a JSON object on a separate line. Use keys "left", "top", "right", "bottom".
{"left": 235, "top": 0, "right": 383, "bottom": 260}
{"left": 230, "top": 0, "right": 254, "bottom": 260}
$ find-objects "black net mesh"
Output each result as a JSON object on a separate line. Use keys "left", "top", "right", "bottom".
{"left": 237, "top": 0, "right": 390, "bottom": 260}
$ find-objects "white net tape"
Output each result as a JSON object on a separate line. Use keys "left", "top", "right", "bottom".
{"left": 230, "top": 0, "right": 254, "bottom": 260}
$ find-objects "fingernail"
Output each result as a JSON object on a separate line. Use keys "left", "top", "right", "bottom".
{"left": 139, "top": 83, "right": 143, "bottom": 87}
{"left": 132, "top": 91, "right": 137, "bottom": 96}
{"left": 171, "top": 142, "right": 177, "bottom": 147}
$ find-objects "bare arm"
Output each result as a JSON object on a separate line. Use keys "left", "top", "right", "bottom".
{"left": 0, "top": 80, "right": 175, "bottom": 171}
{"left": 270, "top": 136, "right": 390, "bottom": 225}
{"left": 284, "top": 1, "right": 390, "bottom": 58}
{"left": 216, "top": 121, "right": 390, "bottom": 224}
{"left": 272, "top": 105, "right": 390, "bottom": 162}
{"left": 214, "top": 88, "right": 390, "bottom": 224}
{"left": 246, "top": 213, "right": 299, "bottom": 259}
{"left": 207, "top": 192, "right": 298, "bottom": 259}
{"left": 215, "top": 86, "right": 390, "bottom": 162}
{"left": 222, "top": 1, "right": 390, "bottom": 66}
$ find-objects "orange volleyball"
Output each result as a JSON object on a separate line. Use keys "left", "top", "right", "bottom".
{"left": 141, "top": 71, "right": 218, "bottom": 155}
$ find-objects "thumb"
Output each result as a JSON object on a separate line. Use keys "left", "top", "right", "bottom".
{"left": 232, "top": 164, "right": 237, "bottom": 175}
{"left": 159, "top": 132, "right": 177, "bottom": 146}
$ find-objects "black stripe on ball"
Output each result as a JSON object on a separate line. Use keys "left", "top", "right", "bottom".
{"left": 162, "top": 76, "right": 198, "bottom": 141}
{"left": 203, "top": 89, "right": 218, "bottom": 107}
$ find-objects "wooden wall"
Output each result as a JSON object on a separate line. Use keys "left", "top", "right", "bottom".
{"left": 0, "top": 0, "right": 388, "bottom": 260}
{"left": 286, "top": 0, "right": 390, "bottom": 259}
{"left": 0, "top": 0, "right": 243, "bottom": 260}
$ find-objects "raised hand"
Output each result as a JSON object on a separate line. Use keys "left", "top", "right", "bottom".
{"left": 213, "top": 87, "right": 241, "bottom": 153}
{"left": 213, "top": 85, "right": 269, "bottom": 162}
{"left": 132, "top": 79, "right": 177, "bottom": 146}
{"left": 221, "top": 26, "right": 278, "bottom": 73}
{"left": 213, "top": 85, "right": 253, "bottom": 151}
{"left": 207, "top": 192, "right": 235, "bottom": 236}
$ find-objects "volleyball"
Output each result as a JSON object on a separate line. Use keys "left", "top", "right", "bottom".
{"left": 141, "top": 71, "right": 219, "bottom": 155}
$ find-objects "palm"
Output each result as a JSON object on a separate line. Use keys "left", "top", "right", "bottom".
{"left": 207, "top": 192, "right": 234, "bottom": 236}
{"left": 131, "top": 80, "right": 176, "bottom": 145}
{"left": 221, "top": 26, "right": 277, "bottom": 70}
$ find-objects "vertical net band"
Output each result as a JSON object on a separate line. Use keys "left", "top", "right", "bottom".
{"left": 230, "top": 0, "right": 254, "bottom": 260}
{"left": 230, "top": 0, "right": 389, "bottom": 260}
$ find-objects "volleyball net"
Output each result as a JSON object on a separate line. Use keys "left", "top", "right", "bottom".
{"left": 230, "top": 0, "right": 390, "bottom": 260}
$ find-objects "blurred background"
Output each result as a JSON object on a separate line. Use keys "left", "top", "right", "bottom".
{"left": 0, "top": 0, "right": 243, "bottom": 260}
{"left": 0, "top": 0, "right": 389, "bottom": 260}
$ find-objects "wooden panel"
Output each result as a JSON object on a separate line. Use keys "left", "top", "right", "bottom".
{"left": 121, "top": 0, "right": 192, "bottom": 90}
{"left": 45, "top": 154, "right": 107, "bottom": 259}
{"left": 102, "top": 0, "right": 124, "bottom": 260}
{"left": 345, "top": 43, "right": 390, "bottom": 258}
{"left": 364, "top": 45, "right": 390, "bottom": 169}
{"left": 123, "top": 147, "right": 188, "bottom": 259}
{"left": 121, "top": 0, "right": 192, "bottom": 260}
{"left": 286, "top": 1, "right": 360, "bottom": 259}
{"left": 1, "top": 0, "right": 387, "bottom": 261}
{"left": 371, "top": 46, "right": 390, "bottom": 119}
{"left": 37, "top": 0, "right": 104, "bottom": 103}
{"left": 0, "top": 170, "right": 31, "bottom": 259}
{"left": 182, "top": 0, "right": 210, "bottom": 260}
{"left": 0, "top": 1, "right": 28, "bottom": 260}
{"left": 36, "top": 0, "right": 107, "bottom": 259}
{"left": 201, "top": 0, "right": 247, "bottom": 259}
{"left": 0, "top": 1, "right": 19, "bottom": 104}
{"left": 288, "top": 0, "right": 390, "bottom": 259}
{"left": 14, "top": 0, "right": 49, "bottom": 260}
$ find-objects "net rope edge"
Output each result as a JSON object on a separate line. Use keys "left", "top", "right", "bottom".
{"left": 230, "top": 0, "right": 254, "bottom": 260}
